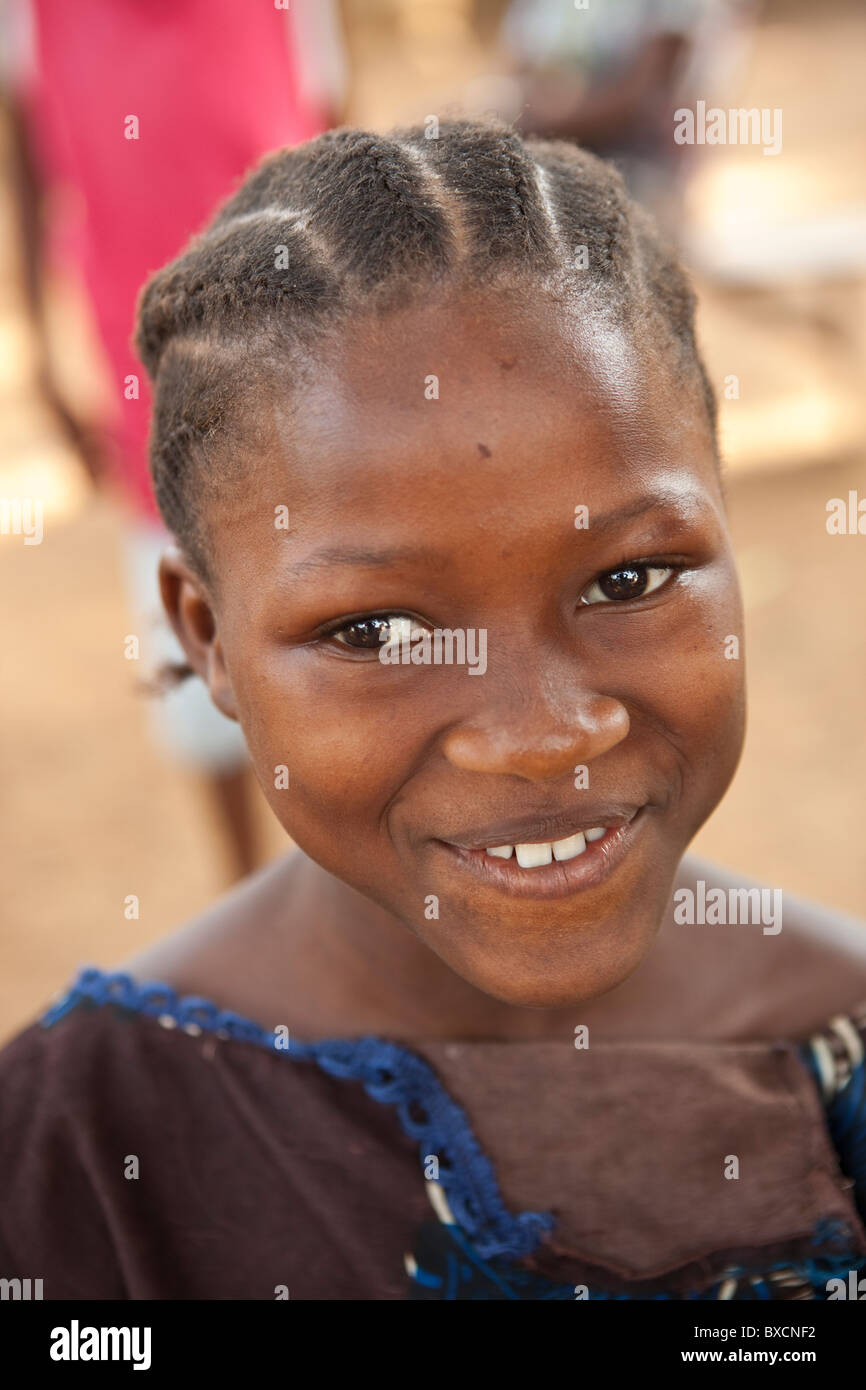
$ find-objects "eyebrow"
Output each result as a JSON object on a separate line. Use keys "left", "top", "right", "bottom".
{"left": 284, "top": 492, "right": 710, "bottom": 578}
{"left": 587, "top": 490, "right": 710, "bottom": 534}
{"left": 284, "top": 544, "right": 450, "bottom": 579}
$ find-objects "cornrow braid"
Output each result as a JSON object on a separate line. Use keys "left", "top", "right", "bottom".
{"left": 135, "top": 118, "right": 716, "bottom": 578}
{"left": 391, "top": 120, "right": 561, "bottom": 270}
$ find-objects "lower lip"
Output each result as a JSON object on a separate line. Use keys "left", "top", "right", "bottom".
{"left": 437, "top": 810, "right": 646, "bottom": 901}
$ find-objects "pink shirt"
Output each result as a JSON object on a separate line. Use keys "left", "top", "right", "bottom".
{"left": 25, "top": 0, "right": 329, "bottom": 518}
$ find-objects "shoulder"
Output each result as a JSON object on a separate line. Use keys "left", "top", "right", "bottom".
{"left": 673, "top": 853, "right": 866, "bottom": 1038}
{"left": 0, "top": 996, "right": 215, "bottom": 1174}
{"left": 117, "top": 849, "right": 302, "bottom": 1029}
{"left": 0, "top": 979, "right": 409, "bottom": 1300}
{"left": 0, "top": 999, "right": 144, "bottom": 1116}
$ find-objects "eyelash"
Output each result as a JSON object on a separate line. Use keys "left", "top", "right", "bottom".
{"left": 316, "top": 558, "right": 688, "bottom": 650}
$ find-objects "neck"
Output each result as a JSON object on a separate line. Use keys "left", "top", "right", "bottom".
{"left": 274, "top": 850, "right": 684, "bottom": 1043}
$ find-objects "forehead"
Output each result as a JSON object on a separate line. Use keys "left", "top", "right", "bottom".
{"left": 212, "top": 290, "right": 718, "bottom": 567}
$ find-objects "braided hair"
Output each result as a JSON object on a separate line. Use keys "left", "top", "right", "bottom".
{"left": 135, "top": 119, "right": 716, "bottom": 581}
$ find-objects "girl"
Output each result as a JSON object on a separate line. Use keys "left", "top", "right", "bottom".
{"left": 1, "top": 121, "right": 865, "bottom": 1301}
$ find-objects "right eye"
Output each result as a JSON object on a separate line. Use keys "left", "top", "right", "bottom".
{"left": 327, "top": 614, "right": 416, "bottom": 651}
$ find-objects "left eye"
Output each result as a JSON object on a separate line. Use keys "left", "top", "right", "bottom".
{"left": 329, "top": 615, "right": 416, "bottom": 649}
{"left": 581, "top": 564, "right": 675, "bottom": 605}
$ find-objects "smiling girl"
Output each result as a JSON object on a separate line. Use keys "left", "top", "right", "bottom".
{"left": 1, "top": 121, "right": 865, "bottom": 1301}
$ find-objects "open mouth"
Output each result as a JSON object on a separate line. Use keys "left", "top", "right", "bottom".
{"left": 436, "top": 808, "right": 646, "bottom": 900}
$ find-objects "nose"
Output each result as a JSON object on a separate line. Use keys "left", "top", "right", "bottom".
{"left": 441, "top": 663, "right": 630, "bottom": 782}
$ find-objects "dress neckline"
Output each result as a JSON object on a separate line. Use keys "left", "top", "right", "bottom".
{"left": 39, "top": 965, "right": 866, "bottom": 1301}
{"left": 41, "top": 965, "right": 551, "bottom": 1261}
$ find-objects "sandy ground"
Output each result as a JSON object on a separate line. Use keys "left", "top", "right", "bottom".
{"left": 1, "top": 0, "right": 865, "bottom": 1041}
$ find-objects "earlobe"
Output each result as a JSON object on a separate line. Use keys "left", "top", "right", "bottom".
{"left": 157, "top": 546, "right": 239, "bottom": 721}
{"left": 205, "top": 638, "right": 239, "bottom": 721}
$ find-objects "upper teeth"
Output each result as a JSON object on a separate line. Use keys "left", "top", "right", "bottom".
{"left": 486, "top": 827, "right": 607, "bottom": 867}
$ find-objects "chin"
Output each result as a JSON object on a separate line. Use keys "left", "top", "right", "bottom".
{"left": 432, "top": 919, "right": 658, "bottom": 1012}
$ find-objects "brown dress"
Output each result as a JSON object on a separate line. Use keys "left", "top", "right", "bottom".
{"left": 0, "top": 966, "right": 864, "bottom": 1300}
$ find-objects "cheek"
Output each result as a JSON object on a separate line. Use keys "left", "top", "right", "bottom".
{"left": 599, "top": 560, "right": 746, "bottom": 801}
{"left": 668, "top": 561, "right": 746, "bottom": 740}
{"left": 227, "top": 642, "right": 417, "bottom": 858}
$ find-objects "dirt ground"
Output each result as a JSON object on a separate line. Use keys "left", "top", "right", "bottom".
{"left": 1, "top": 0, "right": 865, "bottom": 1041}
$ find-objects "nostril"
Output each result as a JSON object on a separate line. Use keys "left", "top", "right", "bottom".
{"left": 441, "top": 697, "right": 629, "bottom": 783}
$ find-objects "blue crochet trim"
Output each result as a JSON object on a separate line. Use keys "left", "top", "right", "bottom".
{"left": 407, "top": 1214, "right": 866, "bottom": 1300}
{"left": 41, "top": 967, "right": 553, "bottom": 1262}
{"left": 799, "top": 1044, "right": 866, "bottom": 1223}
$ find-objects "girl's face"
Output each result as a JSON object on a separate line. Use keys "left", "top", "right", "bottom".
{"left": 172, "top": 289, "right": 746, "bottom": 1008}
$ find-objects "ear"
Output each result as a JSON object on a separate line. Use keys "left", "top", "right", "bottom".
{"left": 158, "top": 545, "right": 239, "bottom": 722}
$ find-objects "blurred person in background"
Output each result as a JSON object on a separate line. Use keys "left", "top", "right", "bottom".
{"left": 491, "top": 0, "right": 756, "bottom": 231}
{"left": 0, "top": 0, "right": 347, "bottom": 878}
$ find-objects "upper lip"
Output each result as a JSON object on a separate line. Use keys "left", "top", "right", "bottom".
{"left": 439, "top": 805, "right": 644, "bottom": 850}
